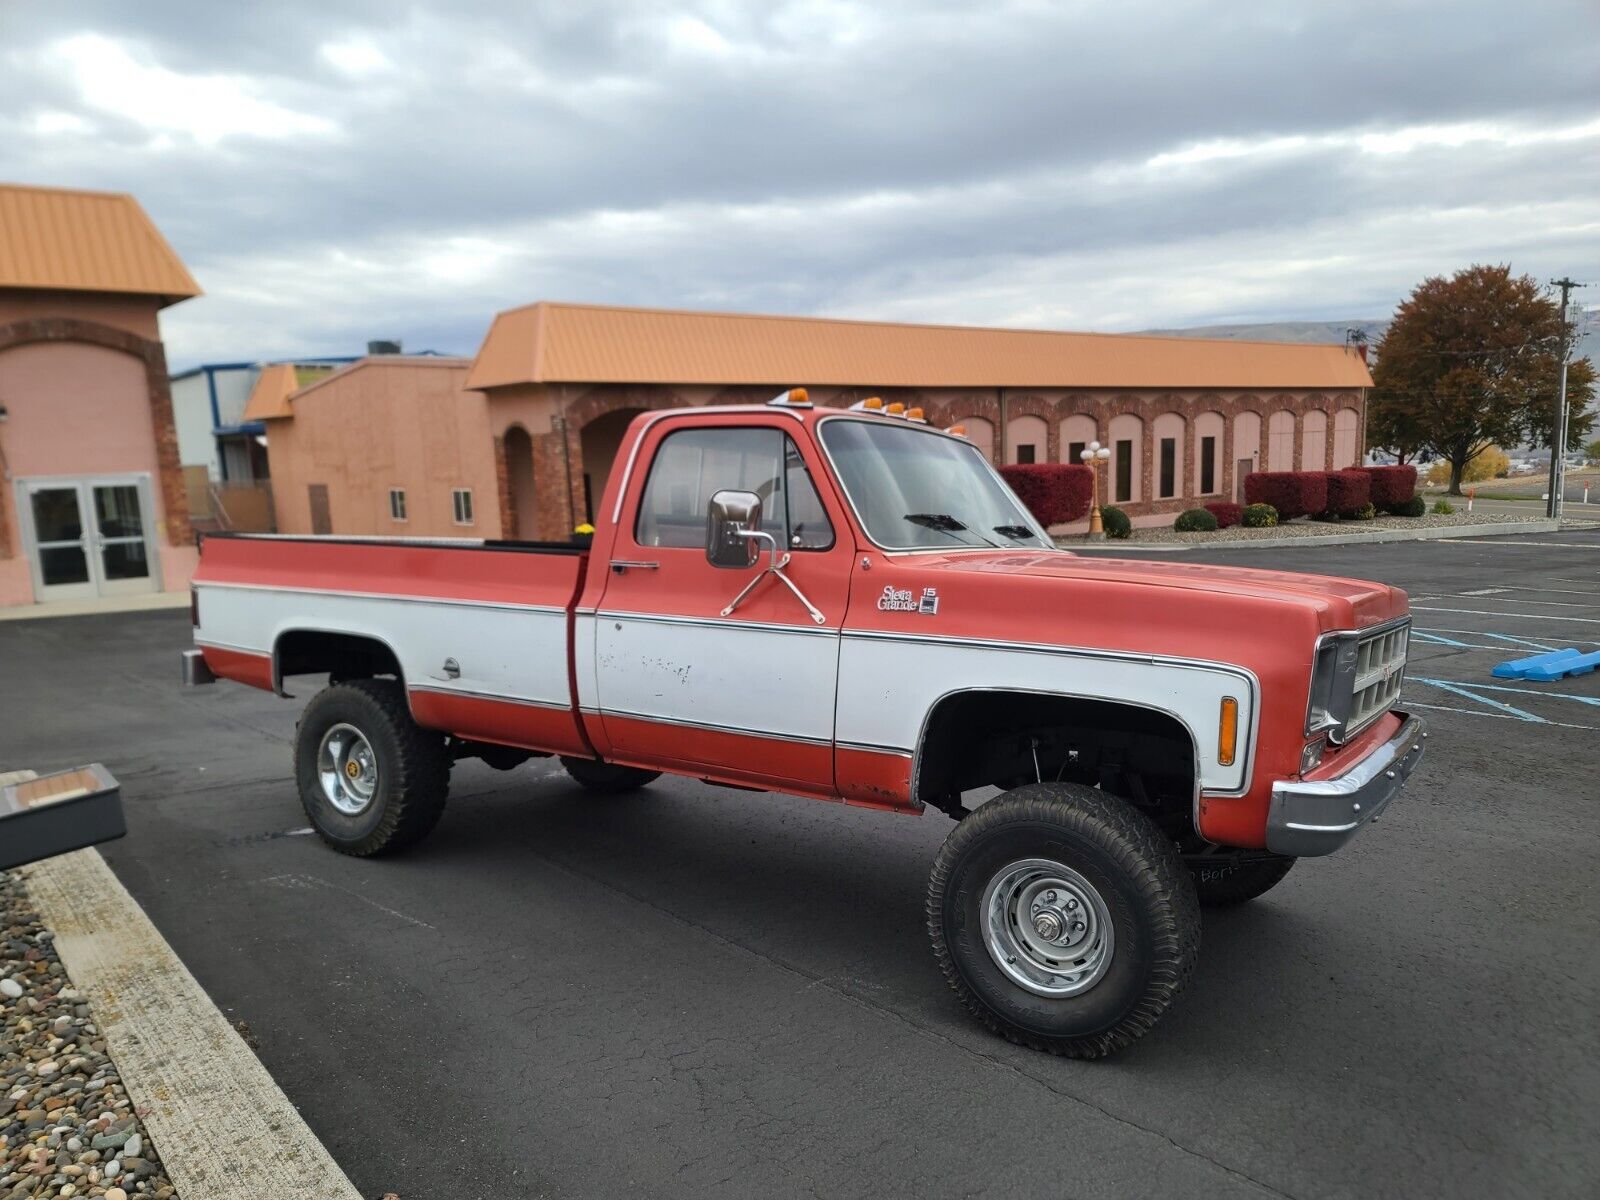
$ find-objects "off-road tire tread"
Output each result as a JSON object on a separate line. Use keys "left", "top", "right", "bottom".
{"left": 927, "top": 783, "right": 1201, "bottom": 1059}
{"left": 296, "top": 678, "right": 450, "bottom": 856}
{"left": 1190, "top": 856, "right": 1295, "bottom": 907}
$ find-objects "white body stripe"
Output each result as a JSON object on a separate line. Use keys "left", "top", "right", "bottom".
{"left": 196, "top": 585, "right": 571, "bottom": 709}
{"left": 593, "top": 613, "right": 841, "bottom": 744}
{"left": 837, "top": 633, "right": 1255, "bottom": 793}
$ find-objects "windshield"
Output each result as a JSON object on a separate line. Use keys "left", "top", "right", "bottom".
{"left": 818, "top": 418, "right": 1050, "bottom": 550}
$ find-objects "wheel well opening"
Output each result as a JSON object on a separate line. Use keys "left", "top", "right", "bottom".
{"left": 275, "top": 630, "right": 403, "bottom": 688}
{"left": 915, "top": 691, "right": 1197, "bottom": 836}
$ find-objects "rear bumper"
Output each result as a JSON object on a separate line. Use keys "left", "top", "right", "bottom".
{"left": 180, "top": 648, "right": 216, "bottom": 686}
{"left": 1266, "top": 711, "right": 1427, "bottom": 857}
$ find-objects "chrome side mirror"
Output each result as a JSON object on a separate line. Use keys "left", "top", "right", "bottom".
{"left": 707, "top": 489, "right": 763, "bottom": 569}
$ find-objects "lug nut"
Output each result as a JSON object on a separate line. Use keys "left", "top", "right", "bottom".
{"left": 1067, "top": 899, "right": 1078, "bottom": 910}
{"left": 1044, "top": 891, "right": 1057, "bottom": 902}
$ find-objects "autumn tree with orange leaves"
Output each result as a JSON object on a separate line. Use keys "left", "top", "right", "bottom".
{"left": 1366, "top": 265, "right": 1595, "bottom": 494}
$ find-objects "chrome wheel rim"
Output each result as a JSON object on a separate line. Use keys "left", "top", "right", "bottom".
{"left": 317, "top": 723, "right": 379, "bottom": 815}
{"left": 981, "top": 858, "right": 1115, "bottom": 997}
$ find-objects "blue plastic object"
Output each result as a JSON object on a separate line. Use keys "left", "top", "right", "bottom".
{"left": 1523, "top": 650, "right": 1600, "bottom": 681}
{"left": 1492, "top": 647, "right": 1591, "bottom": 680}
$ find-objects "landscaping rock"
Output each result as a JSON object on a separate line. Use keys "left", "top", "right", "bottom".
{"left": 0, "top": 870, "right": 179, "bottom": 1198}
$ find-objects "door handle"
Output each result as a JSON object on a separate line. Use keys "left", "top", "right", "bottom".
{"left": 610, "top": 560, "right": 660, "bottom": 573}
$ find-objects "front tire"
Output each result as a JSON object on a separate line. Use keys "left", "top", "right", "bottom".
{"left": 1189, "top": 854, "right": 1295, "bottom": 907}
{"left": 294, "top": 679, "right": 450, "bottom": 856}
{"left": 928, "top": 783, "right": 1200, "bottom": 1058}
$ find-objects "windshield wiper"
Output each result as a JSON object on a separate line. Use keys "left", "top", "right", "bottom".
{"left": 992, "top": 525, "right": 1038, "bottom": 541}
{"left": 903, "top": 513, "right": 1000, "bottom": 547}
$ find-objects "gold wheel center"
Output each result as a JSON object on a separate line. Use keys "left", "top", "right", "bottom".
{"left": 346, "top": 759, "right": 362, "bottom": 779}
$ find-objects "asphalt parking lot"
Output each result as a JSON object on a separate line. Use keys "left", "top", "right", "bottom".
{"left": 2, "top": 529, "right": 1597, "bottom": 1200}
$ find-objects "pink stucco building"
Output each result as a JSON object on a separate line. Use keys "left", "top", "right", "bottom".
{"left": 0, "top": 183, "right": 201, "bottom": 606}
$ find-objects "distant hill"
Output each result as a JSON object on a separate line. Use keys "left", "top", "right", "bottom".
{"left": 1139, "top": 320, "right": 1389, "bottom": 347}
{"left": 1144, "top": 316, "right": 1598, "bottom": 363}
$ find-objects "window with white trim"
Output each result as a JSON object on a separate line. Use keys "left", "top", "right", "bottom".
{"left": 452, "top": 488, "right": 474, "bottom": 525}
{"left": 389, "top": 488, "right": 407, "bottom": 521}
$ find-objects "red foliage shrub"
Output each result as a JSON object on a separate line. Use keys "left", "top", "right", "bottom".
{"left": 1204, "top": 502, "right": 1244, "bottom": 528}
{"left": 998, "top": 463, "right": 1094, "bottom": 526}
{"left": 1359, "top": 464, "right": 1419, "bottom": 510}
{"left": 1325, "top": 469, "right": 1372, "bottom": 516}
{"left": 1243, "top": 471, "right": 1328, "bottom": 520}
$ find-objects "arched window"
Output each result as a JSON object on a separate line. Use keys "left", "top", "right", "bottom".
{"left": 1107, "top": 413, "right": 1143, "bottom": 504}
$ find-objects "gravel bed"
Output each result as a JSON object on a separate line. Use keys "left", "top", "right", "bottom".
{"left": 1057, "top": 511, "right": 1542, "bottom": 546}
{"left": 1, "top": 871, "right": 177, "bottom": 1200}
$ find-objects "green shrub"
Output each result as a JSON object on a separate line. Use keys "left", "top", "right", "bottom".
{"left": 1391, "top": 496, "right": 1427, "bottom": 518}
{"left": 1432, "top": 499, "right": 1455, "bottom": 515}
{"left": 1353, "top": 502, "right": 1377, "bottom": 521}
{"left": 1100, "top": 505, "right": 1131, "bottom": 539}
{"left": 1241, "top": 503, "right": 1278, "bottom": 528}
{"left": 1173, "top": 508, "right": 1219, "bottom": 532}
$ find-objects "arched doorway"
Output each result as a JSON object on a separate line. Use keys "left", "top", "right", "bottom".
{"left": 579, "top": 408, "right": 651, "bottom": 524}
{"left": 1301, "top": 410, "right": 1328, "bottom": 471}
{"left": 503, "top": 425, "right": 536, "bottom": 539}
{"left": 1267, "top": 410, "right": 1296, "bottom": 472}
{"left": 1006, "top": 414, "right": 1048, "bottom": 465}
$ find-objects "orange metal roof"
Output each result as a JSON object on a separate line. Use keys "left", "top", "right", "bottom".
{"left": 0, "top": 182, "right": 201, "bottom": 305}
{"left": 467, "top": 301, "right": 1374, "bottom": 392}
{"left": 241, "top": 363, "right": 301, "bottom": 422}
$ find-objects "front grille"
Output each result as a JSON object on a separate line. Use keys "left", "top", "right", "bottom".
{"left": 1348, "top": 621, "right": 1409, "bottom": 736}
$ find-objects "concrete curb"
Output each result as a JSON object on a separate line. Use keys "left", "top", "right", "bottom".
{"left": 0, "top": 593, "right": 190, "bottom": 622}
{"left": 20, "top": 848, "right": 363, "bottom": 1200}
{"left": 1060, "top": 518, "right": 1561, "bottom": 553}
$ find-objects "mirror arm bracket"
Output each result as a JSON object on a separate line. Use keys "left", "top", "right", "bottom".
{"left": 721, "top": 534, "right": 827, "bottom": 624}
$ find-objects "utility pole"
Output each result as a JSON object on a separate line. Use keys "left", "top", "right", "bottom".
{"left": 1546, "top": 277, "right": 1584, "bottom": 520}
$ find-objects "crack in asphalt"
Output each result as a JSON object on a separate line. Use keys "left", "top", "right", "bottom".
{"left": 517, "top": 843, "right": 1295, "bottom": 1200}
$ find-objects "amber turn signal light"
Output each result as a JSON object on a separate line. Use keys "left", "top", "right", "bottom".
{"left": 862, "top": 396, "right": 884, "bottom": 410}
{"left": 886, "top": 402, "right": 906, "bottom": 416}
{"left": 1218, "top": 697, "right": 1239, "bottom": 767}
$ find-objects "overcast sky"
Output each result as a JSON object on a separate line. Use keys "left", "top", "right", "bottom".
{"left": 3, "top": 1, "right": 1596, "bottom": 370}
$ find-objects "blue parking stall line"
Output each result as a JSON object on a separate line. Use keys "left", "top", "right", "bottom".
{"left": 1444, "top": 678, "right": 1600, "bottom": 708}
{"left": 1410, "top": 631, "right": 1482, "bottom": 648}
{"left": 1406, "top": 701, "right": 1600, "bottom": 732}
{"left": 1408, "top": 677, "right": 1549, "bottom": 722}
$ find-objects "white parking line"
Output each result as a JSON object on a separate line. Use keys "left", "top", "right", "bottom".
{"left": 1410, "top": 606, "right": 1600, "bottom": 625}
{"left": 1417, "top": 594, "right": 1600, "bottom": 610}
{"left": 1439, "top": 540, "right": 1600, "bottom": 548}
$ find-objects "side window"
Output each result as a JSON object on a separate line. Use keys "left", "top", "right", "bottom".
{"left": 635, "top": 428, "right": 834, "bottom": 551}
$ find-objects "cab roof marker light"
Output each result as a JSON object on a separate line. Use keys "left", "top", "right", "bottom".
{"left": 850, "top": 396, "right": 884, "bottom": 412}
{"left": 946, "top": 424, "right": 968, "bottom": 437}
{"left": 886, "top": 402, "right": 906, "bottom": 417}
{"left": 767, "top": 387, "right": 811, "bottom": 408}
{"left": 906, "top": 407, "right": 927, "bottom": 423}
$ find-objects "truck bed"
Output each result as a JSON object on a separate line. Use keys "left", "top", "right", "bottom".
{"left": 192, "top": 534, "right": 593, "bottom": 757}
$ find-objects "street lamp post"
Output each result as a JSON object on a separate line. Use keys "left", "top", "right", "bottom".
{"left": 1079, "top": 441, "right": 1113, "bottom": 539}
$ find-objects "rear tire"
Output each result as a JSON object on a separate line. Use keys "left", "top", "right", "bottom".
{"left": 294, "top": 679, "right": 450, "bottom": 856}
{"left": 559, "top": 756, "right": 661, "bottom": 794}
{"left": 1189, "top": 855, "right": 1295, "bottom": 907}
{"left": 928, "top": 782, "right": 1199, "bottom": 1058}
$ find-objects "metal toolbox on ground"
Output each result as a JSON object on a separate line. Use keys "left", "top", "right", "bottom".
{"left": 0, "top": 764, "right": 125, "bottom": 871}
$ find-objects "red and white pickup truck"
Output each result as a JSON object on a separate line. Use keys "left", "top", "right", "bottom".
{"left": 184, "top": 392, "right": 1426, "bottom": 1057}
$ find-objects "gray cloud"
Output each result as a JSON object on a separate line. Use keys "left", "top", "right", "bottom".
{"left": 1, "top": 0, "right": 1596, "bottom": 368}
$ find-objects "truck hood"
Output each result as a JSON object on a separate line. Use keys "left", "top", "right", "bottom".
{"left": 916, "top": 550, "right": 1406, "bottom": 630}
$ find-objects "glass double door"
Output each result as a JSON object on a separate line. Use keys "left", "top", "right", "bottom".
{"left": 19, "top": 476, "right": 160, "bottom": 602}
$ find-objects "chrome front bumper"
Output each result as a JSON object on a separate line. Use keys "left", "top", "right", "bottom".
{"left": 1267, "top": 712, "right": 1427, "bottom": 857}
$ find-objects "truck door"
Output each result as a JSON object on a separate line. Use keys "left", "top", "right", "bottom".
{"left": 591, "top": 418, "right": 852, "bottom": 797}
